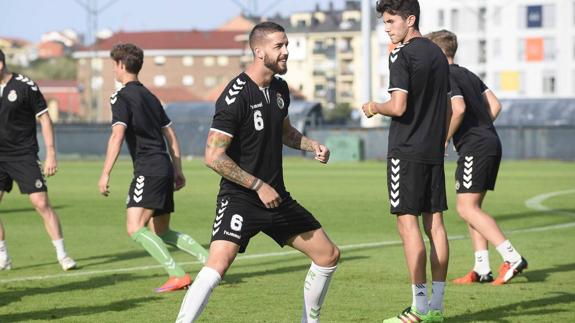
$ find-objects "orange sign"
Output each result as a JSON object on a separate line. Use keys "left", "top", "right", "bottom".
{"left": 525, "top": 38, "right": 544, "bottom": 61}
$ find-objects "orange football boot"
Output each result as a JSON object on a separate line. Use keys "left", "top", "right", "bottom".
{"left": 155, "top": 273, "right": 192, "bottom": 293}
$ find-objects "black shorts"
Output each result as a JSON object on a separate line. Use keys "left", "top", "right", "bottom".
{"left": 386, "top": 158, "right": 447, "bottom": 215}
{"left": 455, "top": 155, "right": 501, "bottom": 193}
{"left": 210, "top": 195, "right": 322, "bottom": 253}
{"left": 0, "top": 159, "right": 47, "bottom": 194}
{"left": 126, "top": 174, "right": 174, "bottom": 216}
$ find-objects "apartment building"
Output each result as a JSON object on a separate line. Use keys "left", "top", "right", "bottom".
{"left": 73, "top": 30, "right": 245, "bottom": 121}
{"left": 413, "top": 0, "right": 574, "bottom": 98}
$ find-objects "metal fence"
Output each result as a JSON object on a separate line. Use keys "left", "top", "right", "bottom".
{"left": 39, "top": 123, "right": 575, "bottom": 161}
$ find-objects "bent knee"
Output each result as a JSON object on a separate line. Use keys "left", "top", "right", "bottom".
{"left": 456, "top": 203, "right": 480, "bottom": 220}
{"left": 330, "top": 245, "right": 341, "bottom": 265}
{"left": 315, "top": 244, "right": 340, "bottom": 267}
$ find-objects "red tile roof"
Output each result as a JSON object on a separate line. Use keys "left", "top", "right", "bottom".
{"left": 78, "top": 30, "right": 246, "bottom": 52}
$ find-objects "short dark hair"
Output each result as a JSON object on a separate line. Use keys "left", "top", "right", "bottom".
{"left": 0, "top": 49, "right": 5, "bottom": 66}
{"left": 425, "top": 30, "right": 458, "bottom": 58}
{"left": 110, "top": 43, "right": 144, "bottom": 74}
{"left": 248, "top": 22, "right": 285, "bottom": 51}
{"left": 376, "top": 0, "right": 420, "bottom": 30}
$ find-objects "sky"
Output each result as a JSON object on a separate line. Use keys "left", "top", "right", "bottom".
{"left": 0, "top": 0, "right": 340, "bottom": 43}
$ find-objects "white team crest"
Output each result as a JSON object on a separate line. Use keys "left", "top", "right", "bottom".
{"left": 35, "top": 179, "right": 43, "bottom": 189}
{"left": 276, "top": 93, "right": 284, "bottom": 109}
{"left": 8, "top": 90, "right": 17, "bottom": 102}
{"left": 455, "top": 180, "right": 460, "bottom": 191}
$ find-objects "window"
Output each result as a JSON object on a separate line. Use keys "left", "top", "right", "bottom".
{"left": 438, "top": 9, "right": 445, "bottom": 27}
{"left": 543, "top": 71, "right": 556, "bottom": 94}
{"left": 91, "top": 58, "right": 102, "bottom": 71}
{"left": 493, "top": 6, "right": 501, "bottom": 26}
{"left": 154, "top": 75, "right": 166, "bottom": 87}
{"left": 451, "top": 9, "right": 459, "bottom": 31}
{"left": 204, "top": 56, "right": 215, "bottom": 66}
{"left": 182, "top": 56, "right": 194, "bottom": 66}
{"left": 543, "top": 37, "right": 556, "bottom": 61}
{"left": 154, "top": 56, "right": 166, "bottom": 65}
{"left": 479, "top": 40, "right": 487, "bottom": 64}
{"left": 478, "top": 7, "right": 486, "bottom": 31}
{"left": 493, "top": 38, "right": 501, "bottom": 58}
{"left": 519, "top": 37, "right": 555, "bottom": 61}
{"left": 182, "top": 75, "right": 194, "bottom": 86}
{"left": 91, "top": 76, "right": 102, "bottom": 89}
{"left": 520, "top": 4, "right": 555, "bottom": 28}
{"left": 204, "top": 76, "right": 217, "bottom": 87}
{"left": 217, "top": 56, "right": 229, "bottom": 66}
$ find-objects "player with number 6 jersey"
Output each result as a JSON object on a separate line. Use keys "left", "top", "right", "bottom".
{"left": 176, "top": 22, "right": 340, "bottom": 323}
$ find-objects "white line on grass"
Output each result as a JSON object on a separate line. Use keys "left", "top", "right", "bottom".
{"left": 1, "top": 190, "right": 574, "bottom": 284}
{"left": 525, "top": 189, "right": 575, "bottom": 215}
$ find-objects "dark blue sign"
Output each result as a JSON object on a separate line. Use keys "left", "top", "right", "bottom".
{"left": 527, "top": 5, "right": 542, "bottom": 28}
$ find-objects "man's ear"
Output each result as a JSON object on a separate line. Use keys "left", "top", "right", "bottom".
{"left": 254, "top": 46, "right": 264, "bottom": 60}
{"left": 407, "top": 15, "right": 417, "bottom": 28}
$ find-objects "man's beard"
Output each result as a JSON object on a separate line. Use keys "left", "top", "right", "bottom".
{"left": 264, "top": 54, "right": 287, "bottom": 75}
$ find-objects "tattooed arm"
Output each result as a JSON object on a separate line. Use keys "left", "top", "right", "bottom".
{"left": 282, "top": 117, "right": 330, "bottom": 164}
{"left": 204, "top": 129, "right": 282, "bottom": 208}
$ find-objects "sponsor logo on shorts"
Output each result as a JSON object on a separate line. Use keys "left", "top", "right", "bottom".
{"left": 223, "top": 230, "right": 241, "bottom": 240}
{"left": 455, "top": 180, "right": 461, "bottom": 191}
{"left": 35, "top": 179, "right": 43, "bottom": 189}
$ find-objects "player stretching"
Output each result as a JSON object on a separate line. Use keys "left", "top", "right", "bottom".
{"left": 176, "top": 22, "right": 340, "bottom": 322}
{"left": 426, "top": 30, "right": 527, "bottom": 285}
{"left": 99, "top": 43, "right": 208, "bottom": 292}
{"left": 362, "top": 1, "right": 450, "bottom": 322}
{"left": 0, "top": 49, "right": 76, "bottom": 271}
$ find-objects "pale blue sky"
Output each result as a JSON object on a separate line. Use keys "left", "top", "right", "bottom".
{"left": 0, "top": 0, "right": 341, "bottom": 42}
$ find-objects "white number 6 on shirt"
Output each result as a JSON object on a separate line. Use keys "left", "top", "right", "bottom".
{"left": 253, "top": 110, "right": 264, "bottom": 131}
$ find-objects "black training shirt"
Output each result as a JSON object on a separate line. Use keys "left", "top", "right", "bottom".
{"left": 449, "top": 64, "right": 501, "bottom": 156}
{"left": 211, "top": 72, "right": 290, "bottom": 200}
{"left": 110, "top": 81, "right": 172, "bottom": 175}
{"left": 0, "top": 73, "right": 48, "bottom": 161}
{"left": 387, "top": 37, "right": 450, "bottom": 164}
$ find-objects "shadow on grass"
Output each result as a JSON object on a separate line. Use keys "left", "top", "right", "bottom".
{"left": 522, "top": 262, "right": 575, "bottom": 283}
{"left": 495, "top": 209, "right": 575, "bottom": 223}
{"left": 0, "top": 204, "right": 67, "bottom": 214}
{"left": 11, "top": 249, "right": 152, "bottom": 271}
{"left": 0, "top": 273, "right": 151, "bottom": 308}
{"left": 223, "top": 255, "right": 367, "bottom": 285}
{"left": 0, "top": 296, "right": 160, "bottom": 322}
{"left": 448, "top": 292, "right": 575, "bottom": 322}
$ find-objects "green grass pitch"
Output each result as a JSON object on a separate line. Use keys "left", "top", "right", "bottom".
{"left": 0, "top": 159, "right": 574, "bottom": 322}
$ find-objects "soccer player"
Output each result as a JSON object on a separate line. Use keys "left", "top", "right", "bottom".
{"left": 361, "top": 1, "right": 450, "bottom": 322}
{"left": 175, "top": 22, "right": 340, "bottom": 323}
{"left": 98, "top": 43, "right": 208, "bottom": 292}
{"left": 426, "top": 30, "right": 527, "bottom": 285}
{"left": 0, "top": 49, "right": 76, "bottom": 271}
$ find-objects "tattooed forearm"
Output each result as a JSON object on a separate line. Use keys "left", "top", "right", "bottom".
{"left": 205, "top": 131, "right": 257, "bottom": 189}
{"left": 206, "top": 132, "right": 232, "bottom": 148}
{"left": 282, "top": 126, "right": 316, "bottom": 152}
{"left": 282, "top": 126, "right": 302, "bottom": 149}
{"left": 211, "top": 153, "right": 255, "bottom": 188}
